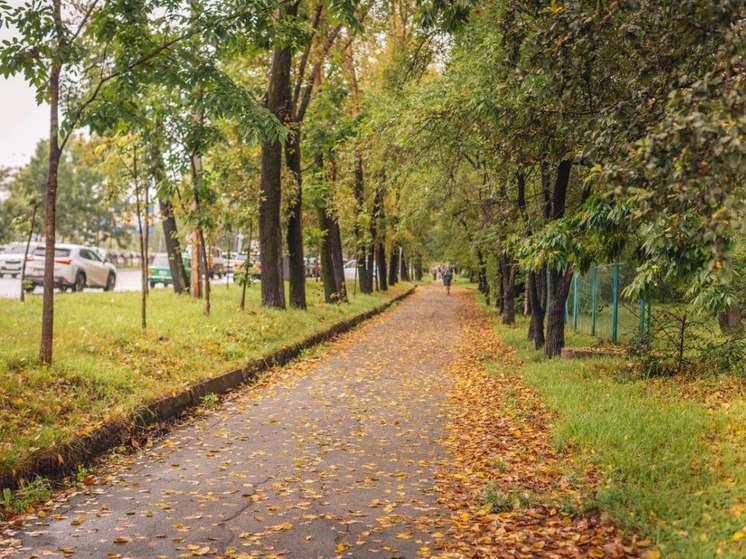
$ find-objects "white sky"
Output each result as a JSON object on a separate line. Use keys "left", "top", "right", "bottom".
{"left": 0, "top": 75, "right": 48, "bottom": 169}
{"left": 0, "top": 0, "right": 49, "bottom": 169}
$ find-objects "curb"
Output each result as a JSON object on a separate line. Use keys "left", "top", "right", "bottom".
{"left": 1, "top": 285, "right": 417, "bottom": 491}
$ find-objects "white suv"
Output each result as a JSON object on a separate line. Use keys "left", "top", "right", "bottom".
{"left": 26, "top": 244, "right": 117, "bottom": 292}
{"left": 0, "top": 241, "right": 40, "bottom": 277}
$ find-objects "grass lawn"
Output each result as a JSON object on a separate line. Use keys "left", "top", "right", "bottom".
{"left": 0, "top": 280, "right": 413, "bottom": 474}
{"left": 478, "top": 293, "right": 746, "bottom": 559}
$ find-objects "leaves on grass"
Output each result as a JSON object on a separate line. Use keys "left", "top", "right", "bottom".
{"left": 433, "top": 292, "right": 647, "bottom": 558}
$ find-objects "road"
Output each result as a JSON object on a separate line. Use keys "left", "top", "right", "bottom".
{"left": 0, "top": 270, "right": 238, "bottom": 298}
{"left": 3, "top": 285, "right": 458, "bottom": 559}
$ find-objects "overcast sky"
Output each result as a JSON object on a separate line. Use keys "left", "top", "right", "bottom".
{"left": 0, "top": 0, "right": 49, "bottom": 169}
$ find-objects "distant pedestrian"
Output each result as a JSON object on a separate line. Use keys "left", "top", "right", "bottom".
{"left": 442, "top": 267, "right": 453, "bottom": 295}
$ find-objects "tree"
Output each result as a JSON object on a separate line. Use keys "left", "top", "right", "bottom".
{"left": 1, "top": 0, "right": 182, "bottom": 363}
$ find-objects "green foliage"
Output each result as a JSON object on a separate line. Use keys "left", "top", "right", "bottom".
{"left": 0, "top": 477, "right": 52, "bottom": 516}
{"left": 200, "top": 392, "right": 219, "bottom": 409}
{"left": 0, "top": 137, "right": 130, "bottom": 245}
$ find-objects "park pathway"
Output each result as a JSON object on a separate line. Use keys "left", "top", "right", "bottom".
{"left": 7, "top": 285, "right": 460, "bottom": 558}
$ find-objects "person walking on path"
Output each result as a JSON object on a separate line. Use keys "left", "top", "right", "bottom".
{"left": 442, "top": 266, "right": 453, "bottom": 294}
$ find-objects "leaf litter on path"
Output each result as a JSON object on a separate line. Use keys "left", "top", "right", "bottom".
{"left": 430, "top": 291, "right": 648, "bottom": 559}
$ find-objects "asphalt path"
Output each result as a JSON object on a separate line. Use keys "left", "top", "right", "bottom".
{"left": 4, "top": 285, "right": 459, "bottom": 559}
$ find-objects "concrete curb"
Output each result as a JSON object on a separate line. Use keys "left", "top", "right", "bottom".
{"left": 560, "top": 347, "right": 624, "bottom": 360}
{"left": 1, "top": 285, "right": 417, "bottom": 491}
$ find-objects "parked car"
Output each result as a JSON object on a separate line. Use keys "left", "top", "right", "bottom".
{"left": 209, "top": 248, "right": 227, "bottom": 278}
{"left": 343, "top": 259, "right": 377, "bottom": 280}
{"left": 147, "top": 253, "right": 193, "bottom": 288}
{"left": 229, "top": 253, "right": 248, "bottom": 274}
{"left": 0, "top": 242, "right": 39, "bottom": 278}
{"left": 25, "top": 244, "right": 117, "bottom": 292}
{"left": 184, "top": 246, "right": 227, "bottom": 278}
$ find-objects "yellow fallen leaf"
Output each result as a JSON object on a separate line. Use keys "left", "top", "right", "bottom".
{"left": 395, "top": 532, "right": 413, "bottom": 540}
{"left": 336, "top": 543, "right": 350, "bottom": 553}
{"left": 270, "top": 521, "right": 292, "bottom": 531}
{"left": 732, "top": 530, "right": 744, "bottom": 542}
{"left": 113, "top": 537, "right": 130, "bottom": 544}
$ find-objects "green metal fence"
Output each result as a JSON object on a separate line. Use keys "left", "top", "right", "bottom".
{"left": 565, "top": 262, "right": 649, "bottom": 342}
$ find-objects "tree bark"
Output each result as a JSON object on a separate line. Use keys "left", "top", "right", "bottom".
{"left": 476, "top": 248, "right": 488, "bottom": 304}
{"left": 527, "top": 270, "right": 546, "bottom": 349}
{"left": 285, "top": 125, "right": 306, "bottom": 309}
{"left": 719, "top": 305, "right": 743, "bottom": 334}
{"left": 259, "top": 30, "right": 294, "bottom": 309}
{"left": 198, "top": 226, "right": 210, "bottom": 315}
{"left": 134, "top": 148, "right": 147, "bottom": 329}
{"left": 317, "top": 205, "right": 337, "bottom": 303}
{"left": 20, "top": 203, "right": 38, "bottom": 303}
{"left": 190, "top": 230, "right": 202, "bottom": 298}
{"left": 399, "top": 250, "right": 409, "bottom": 281}
{"left": 240, "top": 221, "right": 253, "bottom": 311}
{"left": 158, "top": 198, "right": 187, "bottom": 294}
{"left": 40, "top": 58, "right": 61, "bottom": 364}
{"left": 327, "top": 214, "right": 347, "bottom": 302}
{"left": 543, "top": 160, "right": 573, "bottom": 355}
{"left": 345, "top": 47, "right": 372, "bottom": 295}
{"left": 150, "top": 133, "right": 187, "bottom": 294}
{"left": 388, "top": 248, "right": 398, "bottom": 286}
{"left": 414, "top": 255, "right": 423, "bottom": 280}
{"left": 500, "top": 255, "right": 516, "bottom": 325}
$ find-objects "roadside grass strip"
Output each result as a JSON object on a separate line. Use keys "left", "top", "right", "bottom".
{"left": 491, "top": 311, "right": 746, "bottom": 559}
{"left": 0, "top": 281, "right": 413, "bottom": 476}
{"left": 434, "top": 291, "right": 646, "bottom": 558}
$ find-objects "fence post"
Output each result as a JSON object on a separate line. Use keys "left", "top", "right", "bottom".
{"left": 572, "top": 273, "right": 579, "bottom": 330}
{"left": 611, "top": 261, "right": 620, "bottom": 342}
{"left": 545, "top": 269, "right": 550, "bottom": 312}
{"left": 639, "top": 298, "right": 645, "bottom": 337}
{"left": 590, "top": 265, "right": 598, "bottom": 336}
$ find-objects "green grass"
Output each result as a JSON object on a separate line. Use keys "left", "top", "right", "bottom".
{"left": 0, "top": 280, "right": 412, "bottom": 472}
{"left": 479, "top": 299, "right": 746, "bottom": 558}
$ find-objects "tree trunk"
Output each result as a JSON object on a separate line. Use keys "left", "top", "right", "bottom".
{"left": 158, "top": 199, "right": 187, "bottom": 294}
{"left": 500, "top": 255, "right": 516, "bottom": 325}
{"left": 240, "top": 221, "right": 253, "bottom": 311}
{"left": 527, "top": 270, "right": 546, "bottom": 349}
{"left": 719, "top": 305, "right": 743, "bottom": 334}
{"left": 40, "top": 59, "right": 61, "bottom": 365}
{"left": 285, "top": 126, "right": 306, "bottom": 309}
{"left": 20, "top": 203, "right": 38, "bottom": 303}
{"left": 545, "top": 268, "right": 573, "bottom": 357}
{"left": 137, "top": 206, "right": 147, "bottom": 330}
{"left": 328, "top": 215, "right": 347, "bottom": 302}
{"left": 414, "top": 255, "right": 423, "bottom": 281}
{"left": 400, "top": 251, "right": 409, "bottom": 281}
{"left": 259, "top": 37, "right": 293, "bottom": 309}
{"left": 345, "top": 46, "right": 371, "bottom": 294}
{"left": 189, "top": 229, "right": 201, "bottom": 298}
{"left": 198, "top": 227, "right": 210, "bottom": 315}
{"left": 317, "top": 205, "right": 337, "bottom": 303}
{"left": 150, "top": 132, "right": 187, "bottom": 294}
{"left": 190, "top": 145, "right": 210, "bottom": 315}
{"left": 134, "top": 149, "right": 148, "bottom": 330}
{"left": 388, "top": 248, "right": 398, "bottom": 286}
{"left": 476, "top": 248, "right": 488, "bottom": 304}
{"left": 354, "top": 171, "right": 372, "bottom": 294}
